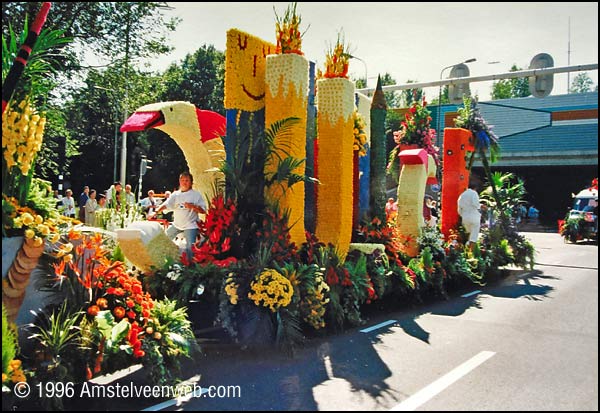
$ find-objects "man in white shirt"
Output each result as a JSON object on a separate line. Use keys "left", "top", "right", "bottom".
{"left": 457, "top": 181, "right": 481, "bottom": 249}
{"left": 151, "top": 172, "right": 207, "bottom": 263}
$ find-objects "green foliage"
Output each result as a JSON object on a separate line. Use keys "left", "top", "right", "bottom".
{"left": 491, "top": 65, "right": 531, "bottom": 99}
{"left": 2, "top": 2, "right": 179, "bottom": 68}
{"left": 160, "top": 45, "right": 225, "bottom": 114}
{"left": 28, "top": 303, "right": 83, "bottom": 363}
{"left": 221, "top": 113, "right": 308, "bottom": 259}
{"left": 2, "top": 18, "right": 72, "bottom": 106}
{"left": 480, "top": 172, "right": 527, "bottom": 223}
{"left": 146, "top": 261, "right": 227, "bottom": 307}
{"left": 143, "top": 298, "right": 199, "bottom": 386}
{"left": 2, "top": 304, "right": 18, "bottom": 374}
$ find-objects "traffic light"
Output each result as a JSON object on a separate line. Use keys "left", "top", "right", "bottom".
{"left": 140, "top": 156, "right": 152, "bottom": 176}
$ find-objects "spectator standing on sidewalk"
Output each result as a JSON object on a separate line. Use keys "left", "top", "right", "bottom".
{"left": 78, "top": 185, "right": 89, "bottom": 222}
{"left": 61, "top": 189, "right": 76, "bottom": 218}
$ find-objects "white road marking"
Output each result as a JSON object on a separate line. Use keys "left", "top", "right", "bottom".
{"left": 323, "top": 355, "right": 334, "bottom": 379}
{"left": 360, "top": 319, "right": 397, "bottom": 333}
{"left": 461, "top": 290, "right": 482, "bottom": 298}
{"left": 390, "top": 351, "right": 496, "bottom": 411}
{"left": 141, "top": 375, "right": 206, "bottom": 411}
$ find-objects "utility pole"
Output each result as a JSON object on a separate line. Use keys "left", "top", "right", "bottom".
{"left": 567, "top": 17, "right": 571, "bottom": 93}
{"left": 138, "top": 156, "right": 152, "bottom": 202}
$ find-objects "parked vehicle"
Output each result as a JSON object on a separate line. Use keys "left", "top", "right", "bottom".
{"left": 560, "top": 187, "right": 598, "bottom": 242}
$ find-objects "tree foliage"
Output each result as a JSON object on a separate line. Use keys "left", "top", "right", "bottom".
{"left": 2, "top": 2, "right": 179, "bottom": 71}
{"left": 491, "top": 65, "right": 530, "bottom": 100}
{"left": 570, "top": 72, "right": 594, "bottom": 93}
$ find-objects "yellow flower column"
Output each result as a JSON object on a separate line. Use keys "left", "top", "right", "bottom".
{"left": 264, "top": 53, "right": 308, "bottom": 245}
{"left": 396, "top": 149, "right": 434, "bottom": 257}
{"left": 315, "top": 78, "right": 355, "bottom": 257}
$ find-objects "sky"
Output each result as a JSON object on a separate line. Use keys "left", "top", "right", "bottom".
{"left": 140, "top": 2, "right": 598, "bottom": 102}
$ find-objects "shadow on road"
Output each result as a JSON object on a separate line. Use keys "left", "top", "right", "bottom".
{"left": 390, "top": 269, "right": 556, "bottom": 345}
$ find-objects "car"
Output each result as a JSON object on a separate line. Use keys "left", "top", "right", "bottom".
{"left": 566, "top": 188, "right": 598, "bottom": 241}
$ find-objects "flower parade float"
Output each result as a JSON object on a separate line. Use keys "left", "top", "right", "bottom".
{"left": 3, "top": 4, "right": 539, "bottom": 409}
{"left": 120, "top": 3, "right": 535, "bottom": 352}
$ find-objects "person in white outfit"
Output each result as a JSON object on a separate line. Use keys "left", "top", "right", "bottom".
{"left": 151, "top": 172, "right": 207, "bottom": 263}
{"left": 457, "top": 181, "right": 481, "bottom": 249}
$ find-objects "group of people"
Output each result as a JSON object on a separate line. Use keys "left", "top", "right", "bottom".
{"left": 56, "top": 172, "right": 207, "bottom": 263}
{"left": 385, "top": 196, "right": 439, "bottom": 227}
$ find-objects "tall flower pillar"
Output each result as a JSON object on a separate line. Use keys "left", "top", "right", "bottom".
{"left": 264, "top": 53, "right": 308, "bottom": 245}
{"left": 369, "top": 77, "right": 387, "bottom": 222}
{"left": 224, "top": 29, "right": 276, "bottom": 181}
{"left": 396, "top": 149, "right": 433, "bottom": 257}
{"left": 315, "top": 78, "right": 355, "bottom": 257}
{"left": 441, "top": 128, "right": 475, "bottom": 239}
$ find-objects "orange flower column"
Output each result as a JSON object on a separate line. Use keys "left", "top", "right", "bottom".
{"left": 441, "top": 128, "right": 475, "bottom": 239}
{"left": 264, "top": 53, "right": 309, "bottom": 245}
{"left": 315, "top": 78, "right": 355, "bottom": 257}
{"left": 396, "top": 149, "right": 434, "bottom": 257}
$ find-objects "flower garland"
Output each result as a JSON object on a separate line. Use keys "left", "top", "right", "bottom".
{"left": 248, "top": 268, "right": 293, "bottom": 312}
{"left": 224, "top": 28, "right": 276, "bottom": 112}
{"left": 315, "top": 77, "right": 355, "bottom": 258}
{"left": 264, "top": 53, "right": 308, "bottom": 245}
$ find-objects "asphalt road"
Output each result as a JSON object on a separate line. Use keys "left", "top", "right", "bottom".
{"left": 137, "top": 231, "right": 597, "bottom": 411}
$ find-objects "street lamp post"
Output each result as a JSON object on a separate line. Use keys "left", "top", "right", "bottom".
{"left": 94, "top": 85, "right": 127, "bottom": 185}
{"left": 436, "top": 58, "right": 476, "bottom": 144}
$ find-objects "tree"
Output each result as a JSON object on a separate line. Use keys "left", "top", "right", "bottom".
{"left": 430, "top": 85, "right": 450, "bottom": 105}
{"left": 2, "top": 2, "right": 179, "bottom": 71}
{"left": 570, "top": 72, "right": 594, "bottom": 93}
{"left": 400, "top": 80, "right": 424, "bottom": 108}
{"left": 491, "top": 65, "right": 531, "bottom": 99}
{"left": 3, "top": 2, "right": 180, "bottom": 193}
{"left": 64, "top": 67, "right": 164, "bottom": 194}
{"left": 159, "top": 45, "right": 225, "bottom": 114}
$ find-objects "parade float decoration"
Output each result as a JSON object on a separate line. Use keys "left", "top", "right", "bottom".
{"left": 440, "top": 128, "right": 475, "bottom": 239}
{"left": 314, "top": 34, "right": 355, "bottom": 258}
{"left": 369, "top": 77, "right": 388, "bottom": 222}
{"left": 115, "top": 221, "right": 180, "bottom": 273}
{"left": 120, "top": 101, "right": 226, "bottom": 204}
{"left": 396, "top": 149, "right": 437, "bottom": 257}
{"left": 264, "top": 3, "right": 309, "bottom": 245}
